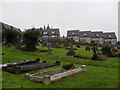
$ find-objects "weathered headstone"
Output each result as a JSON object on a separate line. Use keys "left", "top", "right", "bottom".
{"left": 15, "top": 35, "right": 21, "bottom": 49}
{"left": 67, "top": 38, "right": 75, "bottom": 56}
{"left": 75, "top": 42, "right": 80, "bottom": 48}
{"left": 7, "top": 43, "right": 11, "bottom": 47}
{"left": 91, "top": 41, "right": 101, "bottom": 60}
{"left": 46, "top": 43, "right": 53, "bottom": 55}
{"left": 85, "top": 45, "right": 90, "bottom": 51}
{"left": 101, "top": 46, "right": 113, "bottom": 57}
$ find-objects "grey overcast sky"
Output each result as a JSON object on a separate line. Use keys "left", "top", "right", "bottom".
{"left": 0, "top": 1, "right": 118, "bottom": 39}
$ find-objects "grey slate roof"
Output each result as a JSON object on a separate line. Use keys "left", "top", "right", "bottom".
{"left": 67, "top": 30, "right": 79, "bottom": 37}
{"left": 79, "top": 31, "right": 91, "bottom": 38}
{"left": 51, "top": 29, "right": 60, "bottom": 35}
{"left": 103, "top": 32, "right": 117, "bottom": 39}
{"left": 91, "top": 31, "right": 104, "bottom": 38}
{"left": 67, "top": 30, "right": 117, "bottom": 39}
{"left": 0, "top": 22, "right": 21, "bottom": 32}
{"left": 43, "top": 25, "right": 60, "bottom": 36}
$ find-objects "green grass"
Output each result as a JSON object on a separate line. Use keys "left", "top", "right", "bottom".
{"left": 2, "top": 45, "right": 119, "bottom": 88}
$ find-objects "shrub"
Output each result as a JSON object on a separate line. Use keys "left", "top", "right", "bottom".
{"left": 63, "top": 38, "right": 71, "bottom": 48}
{"left": 101, "top": 46, "right": 113, "bottom": 57}
{"left": 76, "top": 45, "right": 80, "bottom": 48}
{"left": 41, "top": 40, "right": 47, "bottom": 47}
{"left": 67, "top": 49, "right": 75, "bottom": 56}
{"left": 22, "top": 29, "right": 39, "bottom": 51}
{"left": 49, "top": 37, "right": 61, "bottom": 47}
{"left": 99, "top": 55, "right": 107, "bottom": 61}
{"left": 2, "top": 28, "right": 22, "bottom": 45}
{"left": 51, "top": 43, "right": 59, "bottom": 48}
{"left": 116, "top": 53, "right": 120, "bottom": 57}
{"left": 112, "top": 47, "right": 118, "bottom": 52}
{"left": 74, "top": 42, "right": 80, "bottom": 48}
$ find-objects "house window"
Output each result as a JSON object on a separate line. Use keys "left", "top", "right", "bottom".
{"left": 96, "top": 34, "right": 99, "bottom": 37}
{"left": 84, "top": 34, "right": 86, "bottom": 36}
{"left": 72, "top": 33, "right": 74, "bottom": 35}
{"left": 44, "top": 32, "right": 47, "bottom": 34}
{"left": 52, "top": 35, "right": 55, "bottom": 37}
{"left": 43, "top": 36, "right": 48, "bottom": 37}
{"left": 52, "top": 31, "right": 55, "bottom": 34}
{"left": 108, "top": 35, "right": 111, "bottom": 38}
{"left": 75, "top": 40, "right": 79, "bottom": 42}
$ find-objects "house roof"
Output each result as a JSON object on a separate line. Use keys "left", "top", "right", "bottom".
{"left": 43, "top": 25, "right": 60, "bottom": 36}
{"left": 91, "top": 31, "right": 104, "bottom": 38}
{"left": 67, "top": 30, "right": 117, "bottom": 39}
{"left": 0, "top": 22, "right": 21, "bottom": 32}
{"left": 67, "top": 30, "right": 79, "bottom": 37}
{"left": 51, "top": 28, "right": 60, "bottom": 35}
{"left": 79, "top": 31, "right": 92, "bottom": 37}
{"left": 103, "top": 32, "right": 117, "bottom": 39}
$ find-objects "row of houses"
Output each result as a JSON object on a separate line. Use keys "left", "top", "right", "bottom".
{"left": 42, "top": 25, "right": 117, "bottom": 45}
{"left": 67, "top": 30, "right": 117, "bottom": 45}
{"left": 0, "top": 22, "right": 117, "bottom": 45}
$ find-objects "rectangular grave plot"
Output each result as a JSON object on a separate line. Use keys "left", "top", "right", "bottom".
{"left": 25, "top": 65, "right": 86, "bottom": 85}
{"left": 4, "top": 61, "right": 60, "bottom": 74}
{"left": 2, "top": 59, "right": 40, "bottom": 69}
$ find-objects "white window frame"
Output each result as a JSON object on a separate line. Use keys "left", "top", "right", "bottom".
{"left": 52, "top": 31, "right": 55, "bottom": 34}
{"left": 44, "top": 32, "right": 48, "bottom": 34}
{"left": 96, "top": 34, "right": 99, "bottom": 37}
{"left": 52, "top": 35, "right": 55, "bottom": 37}
{"left": 108, "top": 35, "right": 111, "bottom": 38}
{"left": 84, "top": 33, "right": 86, "bottom": 36}
{"left": 72, "top": 33, "right": 74, "bottom": 35}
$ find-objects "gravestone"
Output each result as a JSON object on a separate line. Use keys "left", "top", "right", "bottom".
{"left": 91, "top": 41, "right": 101, "bottom": 60}
{"left": 7, "top": 43, "right": 11, "bottom": 47}
{"left": 42, "top": 40, "right": 47, "bottom": 47}
{"left": 46, "top": 43, "right": 53, "bottom": 55}
{"left": 67, "top": 38, "right": 75, "bottom": 56}
{"left": 75, "top": 42, "right": 80, "bottom": 48}
{"left": 101, "top": 46, "right": 113, "bottom": 57}
{"left": 85, "top": 45, "right": 90, "bottom": 51}
{"left": 15, "top": 35, "right": 21, "bottom": 49}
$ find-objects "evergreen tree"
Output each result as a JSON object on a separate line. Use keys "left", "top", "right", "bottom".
{"left": 22, "top": 28, "right": 39, "bottom": 51}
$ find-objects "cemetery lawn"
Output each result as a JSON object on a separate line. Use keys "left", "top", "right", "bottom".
{"left": 2, "top": 45, "right": 119, "bottom": 88}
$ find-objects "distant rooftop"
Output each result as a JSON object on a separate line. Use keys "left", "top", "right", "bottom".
{"left": 67, "top": 29, "right": 117, "bottom": 39}
{"left": 0, "top": 22, "right": 21, "bottom": 32}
